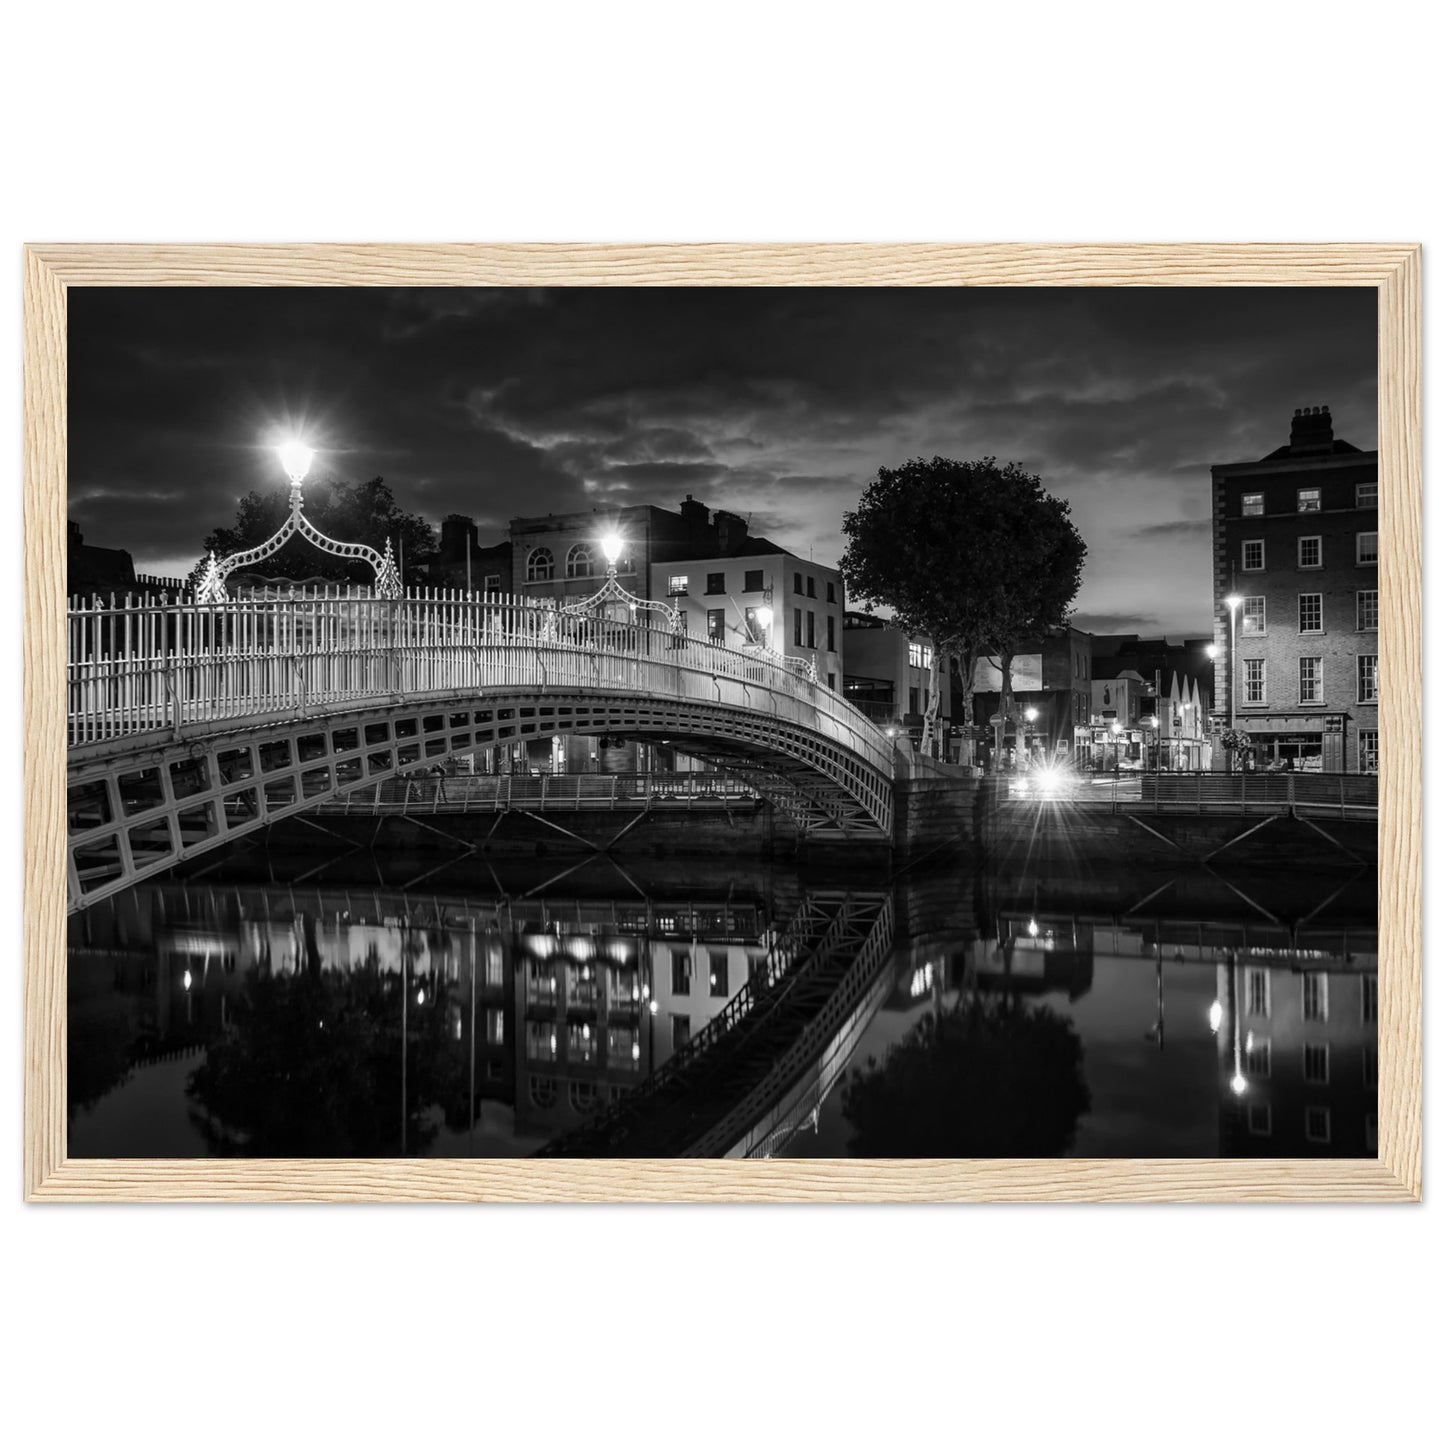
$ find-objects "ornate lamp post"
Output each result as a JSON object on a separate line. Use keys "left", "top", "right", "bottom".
{"left": 554, "top": 529, "right": 681, "bottom": 633}
{"left": 195, "top": 441, "right": 403, "bottom": 602}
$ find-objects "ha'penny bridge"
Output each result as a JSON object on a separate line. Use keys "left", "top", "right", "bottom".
{"left": 66, "top": 586, "right": 902, "bottom": 914}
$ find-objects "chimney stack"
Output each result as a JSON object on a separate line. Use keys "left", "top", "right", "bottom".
{"left": 1289, "top": 405, "right": 1334, "bottom": 454}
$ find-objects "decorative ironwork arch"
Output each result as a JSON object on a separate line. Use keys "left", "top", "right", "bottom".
{"left": 194, "top": 469, "right": 403, "bottom": 603}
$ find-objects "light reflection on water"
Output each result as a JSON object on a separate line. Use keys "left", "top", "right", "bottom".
{"left": 67, "top": 850, "right": 1377, "bottom": 1160}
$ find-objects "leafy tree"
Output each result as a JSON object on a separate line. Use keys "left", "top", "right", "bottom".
{"left": 193, "top": 474, "right": 438, "bottom": 586}
{"left": 841, "top": 996, "right": 1091, "bottom": 1156}
{"left": 839, "top": 457, "right": 1086, "bottom": 763}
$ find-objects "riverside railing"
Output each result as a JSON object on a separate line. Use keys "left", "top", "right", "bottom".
{"left": 325, "top": 771, "right": 761, "bottom": 815}
{"left": 67, "top": 587, "right": 894, "bottom": 776}
{"left": 1009, "top": 768, "right": 1377, "bottom": 820}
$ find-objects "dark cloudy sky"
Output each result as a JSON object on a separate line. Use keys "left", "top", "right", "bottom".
{"left": 68, "top": 286, "right": 1376, "bottom": 636}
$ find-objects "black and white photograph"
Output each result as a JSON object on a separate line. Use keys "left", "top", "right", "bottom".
{"left": 63, "top": 283, "right": 1381, "bottom": 1163}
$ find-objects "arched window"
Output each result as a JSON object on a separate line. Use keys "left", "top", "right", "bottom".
{"left": 526, "top": 546, "right": 554, "bottom": 582}
{"left": 566, "top": 543, "right": 596, "bottom": 579}
{"left": 528, "top": 1076, "right": 557, "bottom": 1110}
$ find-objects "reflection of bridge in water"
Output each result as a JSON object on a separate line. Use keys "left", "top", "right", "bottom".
{"left": 66, "top": 589, "right": 900, "bottom": 913}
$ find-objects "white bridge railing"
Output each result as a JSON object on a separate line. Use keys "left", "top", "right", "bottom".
{"left": 67, "top": 587, "right": 894, "bottom": 777}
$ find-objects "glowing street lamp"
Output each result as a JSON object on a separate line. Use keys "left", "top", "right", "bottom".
{"left": 277, "top": 440, "right": 314, "bottom": 486}
{"left": 1224, "top": 593, "right": 1243, "bottom": 733}
{"left": 1024, "top": 707, "right": 1039, "bottom": 722}
{"left": 599, "top": 531, "right": 624, "bottom": 571}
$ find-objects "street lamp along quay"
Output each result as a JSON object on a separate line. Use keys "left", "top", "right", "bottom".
{"left": 1224, "top": 592, "right": 1243, "bottom": 771}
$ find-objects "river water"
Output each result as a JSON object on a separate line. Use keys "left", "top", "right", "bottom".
{"left": 67, "top": 833, "right": 1377, "bottom": 1160}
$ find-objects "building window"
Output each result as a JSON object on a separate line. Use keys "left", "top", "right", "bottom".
{"left": 1356, "top": 589, "right": 1378, "bottom": 630}
{"left": 1362, "top": 975, "right": 1378, "bottom": 1023}
{"left": 525, "top": 546, "right": 554, "bottom": 582}
{"left": 1241, "top": 596, "right": 1266, "bottom": 634}
{"left": 1298, "top": 656, "right": 1323, "bottom": 704}
{"left": 827, "top": 615, "right": 836, "bottom": 652}
{"left": 569, "top": 1080, "right": 599, "bottom": 1115}
{"left": 1357, "top": 531, "right": 1378, "bottom": 565}
{"left": 793, "top": 608, "right": 802, "bottom": 646}
{"left": 671, "top": 1015, "right": 691, "bottom": 1049}
{"left": 826, "top": 581, "right": 837, "bottom": 603}
{"left": 744, "top": 605, "right": 766, "bottom": 644}
{"left": 567, "top": 1021, "right": 597, "bottom": 1066}
{"left": 671, "top": 949, "right": 691, "bottom": 995}
{"left": 1247, "top": 1104, "right": 1272, "bottom": 1136}
{"left": 743, "top": 569, "right": 764, "bottom": 592}
{"left": 908, "top": 686, "right": 920, "bottom": 714}
{"left": 708, "top": 950, "right": 729, "bottom": 997}
{"left": 793, "top": 572, "right": 803, "bottom": 595}
{"left": 667, "top": 574, "right": 688, "bottom": 596}
{"left": 1241, "top": 492, "right": 1264, "bottom": 517}
{"left": 1297, "top": 535, "right": 1322, "bottom": 569}
{"left": 1358, "top": 729, "right": 1379, "bottom": 775}
{"left": 806, "top": 576, "right": 816, "bottom": 598}
{"left": 1246, "top": 968, "right": 1270, "bottom": 1018}
{"left": 908, "top": 641, "right": 924, "bottom": 668}
{"left": 528, "top": 1076, "right": 557, "bottom": 1110}
{"left": 1302, "top": 972, "right": 1328, "bottom": 1023}
{"left": 525, "top": 1021, "right": 557, "bottom": 1062}
{"left": 1244, "top": 1036, "right": 1271, "bottom": 1078}
{"left": 1242, "top": 539, "right": 1264, "bottom": 571}
{"left": 706, "top": 608, "right": 725, "bottom": 642}
{"left": 482, "top": 573, "right": 501, "bottom": 592}
{"left": 607, "top": 1025, "right": 640, "bottom": 1071}
{"left": 705, "top": 572, "right": 725, "bottom": 594}
{"left": 1356, "top": 481, "right": 1377, "bottom": 509}
{"left": 1304, "top": 1106, "right": 1332, "bottom": 1145}
{"left": 1298, "top": 593, "right": 1323, "bottom": 633}
{"left": 1363, "top": 1047, "right": 1378, "bottom": 1089}
{"left": 1243, "top": 658, "right": 1265, "bottom": 706}
{"left": 827, "top": 672, "right": 836, "bottom": 689}
{"left": 485, "top": 1007, "right": 505, "bottom": 1046}
{"left": 1357, "top": 654, "right": 1378, "bottom": 703}
{"left": 565, "top": 543, "right": 596, "bottom": 579}
{"left": 1303, "top": 1041, "right": 1330, "bottom": 1084}
{"left": 806, "top": 611, "right": 816, "bottom": 649}
{"left": 1297, "top": 486, "right": 1322, "bottom": 513}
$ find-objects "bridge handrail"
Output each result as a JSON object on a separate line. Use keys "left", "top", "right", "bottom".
{"left": 66, "top": 588, "right": 894, "bottom": 774}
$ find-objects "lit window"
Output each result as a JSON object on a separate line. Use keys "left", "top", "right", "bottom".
{"left": 606, "top": 1025, "right": 640, "bottom": 1072}
{"left": 1302, "top": 973, "right": 1328, "bottom": 1022}
{"left": 1357, "top": 654, "right": 1378, "bottom": 704}
{"left": 706, "top": 608, "right": 725, "bottom": 642}
{"left": 908, "top": 641, "right": 924, "bottom": 668}
{"left": 525, "top": 1021, "right": 557, "bottom": 1062}
{"left": 1242, "top": 539, "right": 1265, "bottom": 571}
{"left": 1241, "top": 492, "right": 1265, "bottom": 516}
{"left": 1246, "top": 968, "right": 1270, "bottom": 1018}
{"left": 1304, "top": 1106, "right": 1331, "bottom": 1144}
{"left": 1243, "top": 658, "right": 1266, "bottom": 705}
{"left": 1299, "top": 656, "right": 1323, "bottom": 704}
{"left": 1357, "top": 532, "right": 1378, "bottom": 565}
{"left": 1362, "top": 975, "right": 1378, "bottom": 1023}
{"left": 1358, "top": 730, "right": 1379, "bottom": 775}
{"left": 744, "top": 605, "right": 766, "bottom": 643}
{"left": 565, "top": 543, "right": 596, "bottom": 579}
{"left": 667, "top": 574, "right": 688, "bottom": 596}
{"left": 1356, "top": 590, "right": 1378, "bottom": 630}
{"left": 1298, "top": 594, "right": 1322, "bottom": 633}
{"left": 1244, "top": 1036, "right": 1272, "bottom": 1078}
{"left": 1297, "top": 486, "right": 1322, "bottom": 513}
{"left": 1241, "top": 597, "right": 1266, "bottom": 634}
{"left": 567, "top": 1021, "right": 597, "bottom": 1065}
{"left": 709, "top": 950, "right": 729, "bottom": 998}
{"left": 1298, "top": 536, "right": 1322, "bottom": 569}
{"left": 1356, "top": 481, "right": 1377, "bottom": 509}
{"left": 1303, "top": 1041, "right": 1330, "bottom": 1084}
{"left": 1247, "top": 1104, "right": 1272, "bottom": 1136}
{"left": 526, "top": 546, "right": 554, "bottom": 582}
{"left": 485, "top": 1008, "right": 505, "bottom": 1046}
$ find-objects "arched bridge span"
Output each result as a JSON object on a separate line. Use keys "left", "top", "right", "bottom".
{"left": 67, "top": 591, "right": 897, "bottom": 912}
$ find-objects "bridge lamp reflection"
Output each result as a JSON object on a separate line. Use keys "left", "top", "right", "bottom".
{"left": 277, "top": 440, "right": 314, "bottom": 485}
{"left": 1027, "top": 918, "right": 1039, "bottom": 938}
{"left": 1229, "top": 1072, "right": 1249, "bottom": 1096}
{"left": 182, "top": 968, "right": 193, "bottom": 991}
{"left": 649, "top": 999, "right": 659, "bottom": 1016}
{"left": 1208, "top": 999, "right": 1224, "bottom": 1033}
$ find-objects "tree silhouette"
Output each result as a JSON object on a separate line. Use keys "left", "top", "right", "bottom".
{"left": 186, "top": 967, "right": 459, "bottom": 1156}
{"left": 841, "top": 996, "right": 1091, "bottom": 1156}
{"left": 839, "top": 457, "right": 1086, "bottom": 761}
{"left": 193, "top": 474, "right": 438, "bottom": 586}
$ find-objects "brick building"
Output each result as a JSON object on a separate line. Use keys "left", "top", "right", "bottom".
{"left": 1211, "top": 407, "right": 1378, "bottom": 772}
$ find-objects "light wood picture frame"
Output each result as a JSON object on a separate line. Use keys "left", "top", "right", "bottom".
{"left": 24, "top": 242, "right": 1422, "bottom": 1203}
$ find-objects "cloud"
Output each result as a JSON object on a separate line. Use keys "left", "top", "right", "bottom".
{"left": 66, "top": 285, "right": 1376, "bottom": 635}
